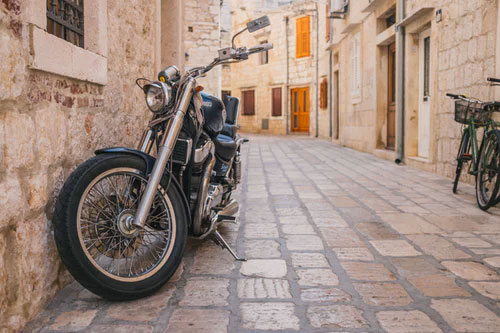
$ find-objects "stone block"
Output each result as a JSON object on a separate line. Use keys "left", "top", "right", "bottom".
{"left": 376, "top": 310, "right": 441, "bottom": 333}
{"left": 240, "top": 302, "right": 299, "bottom": 331}
{"left": 240, "top": 259, "right": 287, "bottom": 278}
{"left": 167, "top": 309, "right": 229, "bottom": 332}
{"left": 180, "top": 277, "right": 229, "bottom": 306}
{"left": 431, "top": 299, "right": 500, "bottom": 332}
{"left": 307, "top": 305, "right": 368, "bottom": 329}
{"left": 237, "top": 278, "right": 291, "bottom": 299}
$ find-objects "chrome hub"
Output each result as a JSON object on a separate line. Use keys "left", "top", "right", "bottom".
{"left": 117, "top": 210, "right": 138, "bottom": 238}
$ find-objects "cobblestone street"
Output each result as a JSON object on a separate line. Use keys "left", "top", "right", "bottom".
{"left": 24, "top": 135, "right": 500, "bottom": 332}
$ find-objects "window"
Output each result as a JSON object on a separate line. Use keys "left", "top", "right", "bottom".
{"left": 296, "top": 16, "right": 310, "bottom": 58}
{"left": 350, "top": 32, "right": 361, "bottom": 98}
{"left": 47, "top": 0, "right": 85, "bottom": 48}
{"left": 423, "top": 36, "right": 430, "bottom": 97}
{"left": 222, "top": 90, "right": 231, "bottom": 101}
{"left": 242, "top": 90, "right": 255, "bottom": 115}
{"left": 272, "top": 87, "right": 282, "bottom": 116}
{"left": 259, "top": 40, "right": 269, "bottom": 65}
{"left": 320, "top": 78, "right": 328, "bottom": 109}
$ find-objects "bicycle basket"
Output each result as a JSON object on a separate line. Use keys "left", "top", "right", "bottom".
{"left": 454, "top": 100, "right": 492, "bottom": 126}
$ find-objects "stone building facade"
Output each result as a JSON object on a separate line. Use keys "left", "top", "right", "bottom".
{"left": 0, "top": 0, "right": 222, "bottom": 331}
{"left": 328, "top": 0, "right": 499, "bottom": 180}
{"left": 230, "top": 0, "right": 331, "bottom": 135}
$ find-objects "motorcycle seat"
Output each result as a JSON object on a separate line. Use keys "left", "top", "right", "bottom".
{"left": 214, "top": 134, "right": 238, "bottom": 162}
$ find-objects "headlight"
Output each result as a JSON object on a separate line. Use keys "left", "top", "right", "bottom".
{"left": 144, "top": 81, "right": 172, "bottom": 113}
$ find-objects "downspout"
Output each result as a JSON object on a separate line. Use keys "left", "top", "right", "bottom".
{"left": 285, "top": 16, "right": 290, "bottom": 135}
{"left": 315, "top": 3, "right": 319, "bottom": 137}
{"left": 329, "top": 49, "right": 333, "bottom": 137}
{"left": 395, "top": 0, "right": 406, "bottom": 164}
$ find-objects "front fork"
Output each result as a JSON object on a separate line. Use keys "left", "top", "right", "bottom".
{"left": 133, "top": 78, "right": 195, "bottom": 228}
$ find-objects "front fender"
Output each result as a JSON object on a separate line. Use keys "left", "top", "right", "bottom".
{"left": 95, "top": 147, "right": 192, "bottom": 224}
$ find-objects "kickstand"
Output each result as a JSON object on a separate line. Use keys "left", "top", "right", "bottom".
{"left": 211, "top": 230, "right": 247, "bottom": 261}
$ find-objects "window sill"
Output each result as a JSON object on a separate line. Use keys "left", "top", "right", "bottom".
{"left": 407, "top": 156, "right": 432, "bottom": 164}
{"left": 29, "top": 25, "right": 107, "bottom": 85}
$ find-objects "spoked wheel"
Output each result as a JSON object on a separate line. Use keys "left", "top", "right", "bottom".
{"left": 453, "top": 131, "right": 470, "bottom": 194}
{"left": 476, "top": 133, "right": 500, "bottom": 211}
{"left": 54, "top": 154, "right": 187, "bottom": 300}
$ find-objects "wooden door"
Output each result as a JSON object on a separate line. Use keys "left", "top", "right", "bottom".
{"left": 387, "top": 42, "right": 396, "bottom": 150}
{"left": 291, "top": 87, "right": 310, "bottom": 132}
{"left": 418, "top": 29, "right": 431, "bottom": 158}
{"left": 334, "top": 71, "right": 339, "bottom": 139}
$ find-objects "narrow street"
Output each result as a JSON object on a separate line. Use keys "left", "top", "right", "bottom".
{"left": 24, "top": 135, "right": 500, "bottom": 332}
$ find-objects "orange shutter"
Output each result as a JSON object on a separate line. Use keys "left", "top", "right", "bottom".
{"left": 296, "top": 16, "right": 310, "bottom": 58}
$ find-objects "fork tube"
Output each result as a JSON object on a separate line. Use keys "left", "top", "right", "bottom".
{"left": 138, "top": 129, "right": 154, "bottom": 153}
{"left": 470, "top": 124, "right": 478, "bottom": 171}
{"left": 134, "top": 78, "right": 195, "bottom": 228}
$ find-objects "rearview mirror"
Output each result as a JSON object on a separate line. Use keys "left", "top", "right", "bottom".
{"left": 247, "top": 16, "right": 270, "bottom": 33}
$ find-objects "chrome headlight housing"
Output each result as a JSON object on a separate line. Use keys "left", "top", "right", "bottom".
{"left": 144, "top": 81, "right": 172, "bottom": 114}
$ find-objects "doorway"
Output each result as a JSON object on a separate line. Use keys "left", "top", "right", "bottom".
{"left": 418, "top": 28, "right": 431, "bottom": 158}
{"left": 387, "top": 42, "right": 396, "bottom": 150}
{"left": 291, "top": 87, "right": 310, "bottom": 132}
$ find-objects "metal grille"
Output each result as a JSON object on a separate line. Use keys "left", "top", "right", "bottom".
{"left": 47, "top": 0, "right": 84, "bottom": 48}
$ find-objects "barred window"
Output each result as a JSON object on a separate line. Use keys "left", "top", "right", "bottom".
{"left": 47, "top": 0, "right": 84, "bottom": 48}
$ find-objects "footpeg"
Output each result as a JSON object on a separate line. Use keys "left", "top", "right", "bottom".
{"left": 211, "top": 230, "right": 246, "bottom": 261}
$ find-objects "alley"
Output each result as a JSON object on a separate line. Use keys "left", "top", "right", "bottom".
{"left": 24, "top": 135, "right": 500, "bottom": 332}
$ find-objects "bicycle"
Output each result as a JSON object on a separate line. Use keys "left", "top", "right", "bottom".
{"left": 447, "top": 77, "right": 500, "bottom": 211}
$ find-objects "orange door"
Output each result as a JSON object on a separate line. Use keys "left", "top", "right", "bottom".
{"left": 291, "top": 87, "right": 310, "bottom": 132}
{"left": 387, "top": 43, "right": 396, "bottom": 150}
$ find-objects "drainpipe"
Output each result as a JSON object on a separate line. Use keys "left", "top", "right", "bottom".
{"left": 315, "top": 3, "right": 319, "bottom": 137}
{"left": 285, "top": 16, "right": 290, "bottom": 135}
{"left": 395, "top": 0, "right": 406, "bottom": 164}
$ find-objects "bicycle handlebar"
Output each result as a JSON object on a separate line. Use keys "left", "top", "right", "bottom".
{"left": 446, "top": 93, "right": 466, "bottom": 99}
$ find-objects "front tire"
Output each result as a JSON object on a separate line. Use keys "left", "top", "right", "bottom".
{"left": 453, "top": 131, "right": 470, "bottom": 194}
{"left": 54, "top": 154, "right": 187, "bottom": 300}
{"left": 476, "top": 133, "right": 500, "bottom": 211}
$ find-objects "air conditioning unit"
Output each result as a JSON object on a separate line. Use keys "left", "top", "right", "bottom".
{"left": 330, "top": 0, "right": 348, "bottom": 17}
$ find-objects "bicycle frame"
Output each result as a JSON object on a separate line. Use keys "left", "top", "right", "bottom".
{"left": 463, "top": 117, "right": 500, "bottom": 175}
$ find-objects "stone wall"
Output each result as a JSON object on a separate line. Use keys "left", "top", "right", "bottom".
{"left": 230, "top": 0, "right": 330, "bottom": 136}
{"left": 0, "top": 1, "right": 162, "bottom": 331}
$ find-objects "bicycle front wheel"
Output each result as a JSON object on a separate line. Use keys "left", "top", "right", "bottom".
{"left": 453, "top": 130, "right": 470, "bottom": 194}
{"left": 476, "top": 132, "right": 500, "bottom": 210}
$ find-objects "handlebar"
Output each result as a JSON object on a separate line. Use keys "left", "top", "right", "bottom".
{"left": 487, "top": 77, "right": 500, "bottom": 83}
{"left": 446, "top": 93, "right": 466, "bottom": 99}
{"left": 248, "top": 43, "right": 274, "bottom": 55}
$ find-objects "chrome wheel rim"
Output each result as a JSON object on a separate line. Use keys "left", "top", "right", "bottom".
{"left": 76, "top": 168, "right": 176, "bottom": 282}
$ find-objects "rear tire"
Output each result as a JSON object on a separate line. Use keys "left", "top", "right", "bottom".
{"left": 54, "top": 154, "right": 187, "bottom": 300}
{"left": 476, "top": 133, "right": 500, "bottom": 211}
{"left": 453, "top": 131, "right": 470, "bottom": 194}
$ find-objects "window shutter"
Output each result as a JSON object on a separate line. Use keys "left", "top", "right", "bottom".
{"left": 320, "top": 79, "right": 328, "bottom": 109}
{"left": 272, "top": 87, "right": 282, "bottom": 116}
{"left": 296, "top": 16, "right": 310, "bottom": 58}
{"left": 243, "top": 90, "right": 255, "bottom": 115}
{"left": 326, "top": 5, "right": 330, "bottom": 42}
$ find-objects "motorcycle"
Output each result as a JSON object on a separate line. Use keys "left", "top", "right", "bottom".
{"left": 53, "top": 16, "right": 272, "bottom": 300}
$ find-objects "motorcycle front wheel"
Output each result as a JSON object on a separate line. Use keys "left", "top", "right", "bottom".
{"left": 54, "top": 154, "right": 187, "bottom": 300}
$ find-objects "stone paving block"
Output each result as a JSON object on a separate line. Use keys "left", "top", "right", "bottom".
{"left": 484, "top": 256, "right": 500, "bottom": 267}
{"left": 244, "top": 239, "right": 281, "bottom": 258}
{"left": 370, "top": 240, "right": 422, "bottom": 257}
{"left": 309, "top": 209, "right": 342, "bottom": 218}
{"left": 333, "top": 247, "right": 375, "bottom": 261}
{"left": 407, "top": 274, "right": 470, "bottom": 297}
{"left": 244, "top": 223, "right": 279, "bottom": 238}
{"left": 481, "top": 233, "right": 500, "bottom": 245}
{"left": 180, "top": 278, "right": 229, "bottom": 306}
{"left": 276, "top": 207, "right": 306, "bottom": 216}
{"left": 431, "top": 299, "right": 500, "bottom": 332}
{"left": 468, "top": 281, "right": 500, "bottom": 300}
{"left": 361, "top": 197, "right": 397, "bottom": 212}
{"left": 240, "top": 302, "right": 300, "bottom": 330}
{"left": 452, "top": 237, "right": 492, "bottom": 248}
{"left": 286, "top": 235, "right": 324, "bottom": 251}
{"left": 167, "top": 309, "right": 229, "bottom": 332}
{"left": 240, "top": 259, "right": 287, "bottom": 278}
{"left": 306, "top": 305, "right": 368, "bottom": 329}
{"left": 339, "top": 207, "right": 376, "bottom": 221}
{"left": 329, "top": 196, "right": 360, "bottom": 207}
{"left": 90, "top": 325, "right": 153, "bottom": 333}
{"left": 471, "top": 248, "right": 500, "bottom": 255}
{"left": 300, "top": 287, "right": 351, "bottom": 302}
{"left": 353, "top": 282, "right": 412, "bottom": 306}
{"left": 278, "top": 215, "right": 309, "bottom": 224}
{"left": 341, "top": 262, "right": 396, "bottom": 281}
{"left": 291, "top": 252, "right": 329, "bottom": 268}
{"left": 190, "top": 244, "right": 235, "bottom": 275}
{"left": 282, "top": 224, "right": 316, "bottom": 235}
{"left": 442, "top": 261, "right": 500, "bottom": 280}
{"left": 407, "top": 235, "right": 471, "bottom": 260}
{"left": 356, "top": 222, "right": 400, "bottom": 239}
{"left": 320, "top": 227, "right": 366, "bottom": 248}
{"left": 107, "top": 283, "right": 175, "bottom": 322}
{"left": 426, "top": 215, "right": 500, "bottom": 233}
{"left": 237, "top": 278, "right": 291, "bottom": 298}
{"left": 311, "top": 216, "right": 349, "bottom": 227}
{"left": 378, "top": 213, "right": 442, "bottom": 234}
{"left": 376, "top": 310, "right": 441, "bottom": 333}
{"left": 296, "top": 268, "right": 339, "bottom": 286}
{"left": 49, "top": 309, "right": 97, "bottom": 331}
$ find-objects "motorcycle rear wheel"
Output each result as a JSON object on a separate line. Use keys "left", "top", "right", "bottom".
{"left": 54, "top": 154, "right": 187, "bottom": 300}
